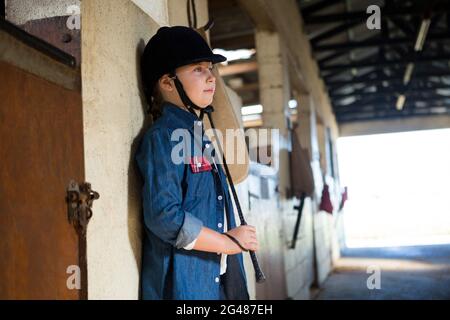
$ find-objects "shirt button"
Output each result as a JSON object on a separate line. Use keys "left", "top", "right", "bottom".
{"left": 215, "top": 277, "right": 220, "bottom": 283}
{"left": 218, "top": 223, "right": 223, "bottom": 228}
{"left": 196, "top": 121, "right": 202, "bottom": 126}
{"left": 205, "top": 143, "right": 210, "bottom": 148}
{"left": 218, "top": 195, "right": 223, "bottom": 200}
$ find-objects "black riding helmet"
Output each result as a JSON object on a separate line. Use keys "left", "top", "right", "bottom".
{"left": 141, "top": 26, "right": 226, "bottom": 118}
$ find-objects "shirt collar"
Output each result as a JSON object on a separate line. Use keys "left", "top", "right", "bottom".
{"left": 161, "top": 101, "right": 201, "bottom": 132}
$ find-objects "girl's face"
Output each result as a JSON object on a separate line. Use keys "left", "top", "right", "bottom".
{"left": 175, "top": 61, "right": 216, "bottom": 108}
{"left": 158, "top": 61, "right": 216, "bottom": 109}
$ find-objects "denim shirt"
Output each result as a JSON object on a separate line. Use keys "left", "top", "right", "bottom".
{"left": 135, "top": 102, "right": 248, "bottom": 300}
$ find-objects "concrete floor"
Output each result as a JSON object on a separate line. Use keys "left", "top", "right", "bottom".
{"left": 314, "top": 244, "right": 450, "bottom": 300}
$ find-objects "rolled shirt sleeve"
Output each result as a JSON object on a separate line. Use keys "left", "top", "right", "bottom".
{"left": 136, "top": 128, "right": 203, "bottom": 249}
{"left": 183, "top": 237, "right": 198, "bottom": 251}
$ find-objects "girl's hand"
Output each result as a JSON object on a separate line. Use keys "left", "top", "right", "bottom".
{"left": 224, "top": 225, "right": 259, "bottom": 255}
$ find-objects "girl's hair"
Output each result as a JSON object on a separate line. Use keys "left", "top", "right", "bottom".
{"left": 150, "top": 83, "right": 164, "bottom": 120}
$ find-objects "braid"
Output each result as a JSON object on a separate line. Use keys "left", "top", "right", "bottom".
{"left": 150, "top": 85, "right": 164, "bottom": 120}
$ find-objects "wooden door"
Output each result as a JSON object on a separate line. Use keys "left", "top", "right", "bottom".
{"left": 0, "top": 59, "right": 85, "bottom": 299}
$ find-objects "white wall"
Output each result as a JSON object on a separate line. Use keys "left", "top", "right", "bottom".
{"left": 82, "top": 0, "right": 166, "bottom": 299}
{"left": 6, "top": 0, "right": 81, "bottom": 24}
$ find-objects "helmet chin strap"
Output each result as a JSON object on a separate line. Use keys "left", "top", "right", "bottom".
{"left": 171, "top": 73, "right": 208, "bottom": 121}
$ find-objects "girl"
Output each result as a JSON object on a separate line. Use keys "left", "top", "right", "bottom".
{"left": 136, "top": 26, "right": 258, "bottom": 300}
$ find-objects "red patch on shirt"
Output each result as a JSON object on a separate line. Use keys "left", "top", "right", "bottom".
{"left": 189, "top": 156, "right": 212, "bottom": 173}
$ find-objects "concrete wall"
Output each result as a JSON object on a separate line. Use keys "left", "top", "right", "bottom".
{"left": 168, "top": 0, "right": 209, "bottom": 27}
{"left": 339, "top": 115, "right": 450, "bottom": 137}
{"left": 283, "top": 198, "right": 315, "bottom": 299}
{"left": 131, "top": 0, "right": 168, "bottom": 26}
{"left": 81, "top": 0, "right": 156, "bottom": 300}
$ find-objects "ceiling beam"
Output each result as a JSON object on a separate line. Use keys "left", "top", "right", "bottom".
{"left": 313, "top": 33, "right": 450, "bottom": 51}
{"left": 336, "top": 104, "right": 450, "bottom": 115}
{"left": 335, "top": 97, "right": 450, "bottom": 111}
{"left": 388, "top": 16, "right": 415, "bottom": 36}
{"left": 337, "top": 110, "right": 450, "bottom": 123}
{"left": 326, "top": 71, "right": 450, "bottom": 87}
{"left": 327, "top": 69, "right": 385, "bottom": 93}
{"left": 320, "top": 51, "right": 379, "bottom": 79}
{"left": 318, "top": 50, "right": 350, "bottom": 65}
{"left": 325, "top": 68, "right": 378, "bottom": 84}
{"left": 310, "top": 20, "right": 361, "bottom": 45}
{"left": 303, "top": 4, "right": 450, "bottom": 24}
{"left": 321, "top": 54, "right": 450, "bottom": 71}
{"left": 330, "top": 85, "right": 450, "bottom": 99}
{"left": 299, "top": 0, "right": 342, "bottom": 17}
{"left": 211, "top": 33, "right": 255, "bottom": 50}
{"left": 218, "top": 61, "right": 258, "bottom": 76}
{"left": 339, "top": 114, "right": 450, "bottom": 136}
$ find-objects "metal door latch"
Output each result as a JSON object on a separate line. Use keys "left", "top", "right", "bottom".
{"left": 66, "top": 180, "right": 99, "bottom": 236}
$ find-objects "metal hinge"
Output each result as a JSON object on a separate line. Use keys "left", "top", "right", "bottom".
{"left": 66, "top": 180, "right": 99, "bottom": 237}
